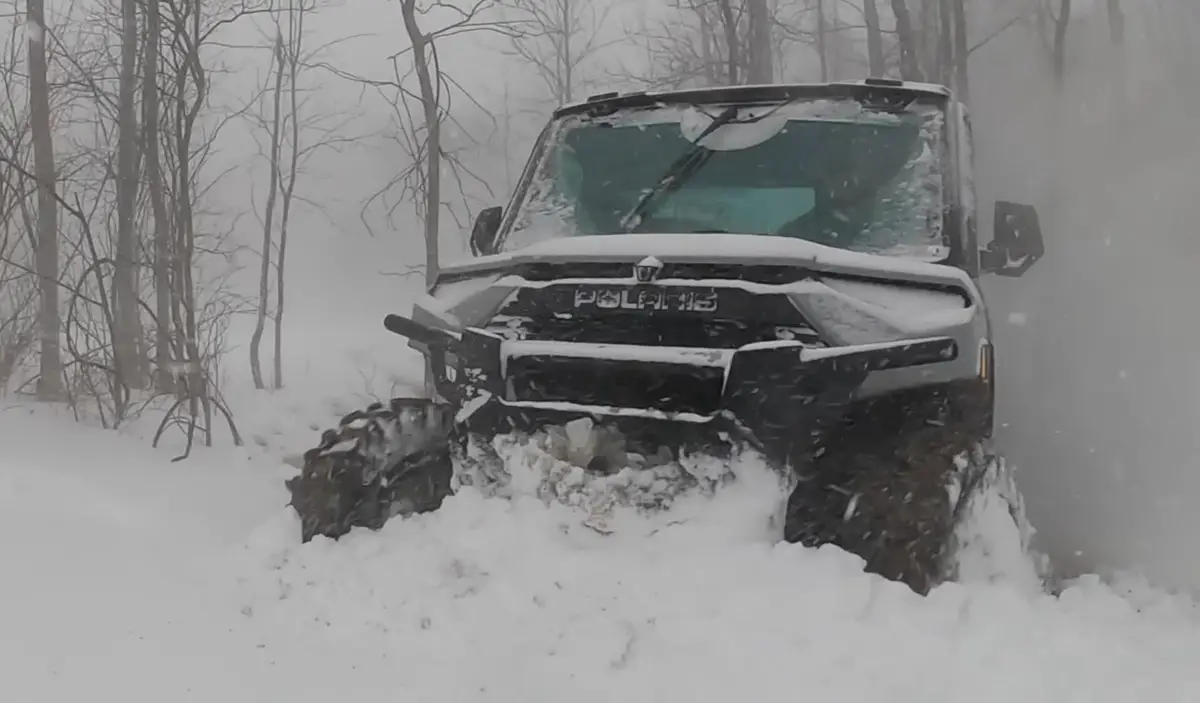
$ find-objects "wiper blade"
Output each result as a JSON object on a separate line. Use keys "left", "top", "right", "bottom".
{"left": 618, "top": 104, "right": 740, "bottom": 232}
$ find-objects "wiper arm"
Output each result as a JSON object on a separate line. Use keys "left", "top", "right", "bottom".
{"left": 618, "top": 105, "right": 740, "bottom": 232}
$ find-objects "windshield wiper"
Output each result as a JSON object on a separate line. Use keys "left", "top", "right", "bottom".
{"left": 617, "top": 105, "right": 740, "bottom": 232}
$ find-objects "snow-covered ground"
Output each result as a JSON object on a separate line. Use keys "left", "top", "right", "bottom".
{"left": 4, "top": 316, "right": 1200, "bottom": 702}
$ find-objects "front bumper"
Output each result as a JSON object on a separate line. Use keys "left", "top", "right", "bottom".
{"left": 400, "top": 313, "right": 966, "bottom": 456}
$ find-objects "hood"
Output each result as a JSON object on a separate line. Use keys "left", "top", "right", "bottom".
{"left": 440, "top": 233, "right": 972, "bottom": 290}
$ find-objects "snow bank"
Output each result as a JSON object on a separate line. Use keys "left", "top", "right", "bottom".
{"left": 229, "top": 435, "right": 1200, "bottom": 703}
{"left": 5, "top": 358, "right": 1200, "bottom": 702}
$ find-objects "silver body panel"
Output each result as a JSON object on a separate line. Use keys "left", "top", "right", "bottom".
{"left": 411, "top": 233, "right": 990, "bottom": 409}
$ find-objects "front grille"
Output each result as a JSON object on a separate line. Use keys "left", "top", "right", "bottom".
{"left": 487, "top": 285, "right": 826, "bottom": 349}
{"left": 489, "top": 312, "right": 819, "bottom": 348}
{"left": 507, "top": 356, "right": 725, "bottom": 415}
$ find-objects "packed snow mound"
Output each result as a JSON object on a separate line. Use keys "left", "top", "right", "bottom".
{"left": 4, "top": 406, "right": 1200, "bottom": 701}
{"left": 229, "top": 432, "right": 1200, "bottom": 702}
{"left": 454, "top": 418, "right": 764, "bottom": 530}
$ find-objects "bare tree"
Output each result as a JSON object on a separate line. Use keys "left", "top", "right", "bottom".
{"left": 0, "top": 0, "right": 152, "bottom": 421}
{"left": 717, "top": 0, "right": 740, "bottom": 83}
{"left": 746, "top": 0, "right": 772, "bottom": 83}
{"left": 890, "top": 0, "right": 923, "bottom": 80}
{"left": 249, "top": 0, "right": 356, "bottom": 389}
{"left": 504, "top": 0, "right": 615, "bottom": 106}
{"left": 0, "top": 12, "right": 39, "bottom": 395}
{"left": 0, "top": 0, "right": 257, "bottom": 443}
{"left": 815, "top": 0, "right": 829, "bottom": 80}
{"left": 323, "top": 0, "right": 515, "bottom": 284}
{"left": 934, "top": 0, "right": 952, "bottom": 85}
{"left": 400, "top": 0, "right": 444, "bottom": 285}
{"left": 145, "top": 0, "right": 264, "bottom": 454}
{"left": 1030, "top": 0, "right": 1074, "bottom": 89}
{"left": 114, "top": 0, "right": 143, "bottom": 391}
{"left": 863, "top": 0, "right": 885, "bottom": 77}
{"left": 143, "top": 0, "right": 173, "bottom": 392}
{"left": 1106, "top": 0, "right": 1123, "bottom": 47}
{"left": 249, "top": 32, "right": 284, "bottom": 390}
{"left": 775, "top": 0, "right": 886, "bottom": 83}
{"left": 950, "top": 0, "right": 968, "bottom": 102}
{"left": 274, "top": 17, "right": 299, "bottom": 391}
{"left": 27, "top": 0, "right": 64, "bottom": 400}
{"left": 1052, "top": 0, "right": 1071, "bottom": 88}
{"left": 616, "top": 0, "right": 781, "bottom": 90}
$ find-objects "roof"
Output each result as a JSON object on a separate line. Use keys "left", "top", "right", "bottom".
{"left": 553, "top": 78, "right": 953, "bottom": 119}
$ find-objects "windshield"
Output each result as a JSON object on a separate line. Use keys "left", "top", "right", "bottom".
{"left": 499, "top": 97, "right": 949, "bottom": 261}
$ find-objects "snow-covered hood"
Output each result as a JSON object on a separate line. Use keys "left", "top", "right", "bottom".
{"left": 441, "top": 233, "right": 975, "bottom": 291}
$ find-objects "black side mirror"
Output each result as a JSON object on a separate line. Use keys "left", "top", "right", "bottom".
{"left": 980, "top": 200, "right": 1045, "bottom": 277}
{"left": 469, "top": 206, "right": 503, "bottom": 256}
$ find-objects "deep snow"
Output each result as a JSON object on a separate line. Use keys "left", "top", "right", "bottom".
{"left": 4, "top": 348, "right": 1200, "bottom": 701}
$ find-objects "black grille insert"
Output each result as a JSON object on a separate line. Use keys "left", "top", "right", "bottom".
{"left": 507, "top": 356, "right": 725, "bottom": 415}
{"left": 490, "top": 314, "right": 819, "bottom": 348}
{"left": 488, "top": 285, "right": 825, "bottom": 349}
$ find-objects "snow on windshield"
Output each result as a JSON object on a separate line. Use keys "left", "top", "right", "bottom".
{"left": 501, "top": 99, "right": 949, "bottom": 263}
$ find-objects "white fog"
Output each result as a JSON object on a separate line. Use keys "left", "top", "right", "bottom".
{"left": 3, "top": 0, "right": 1200, "bottom": 700}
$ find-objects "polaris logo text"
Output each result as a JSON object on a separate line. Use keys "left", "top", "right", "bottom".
{"left": 573, "top": 287, "right": 719, "bottom": 313}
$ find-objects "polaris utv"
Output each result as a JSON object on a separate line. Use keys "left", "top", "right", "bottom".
{"left": 286, "top": 78, "right": 1046, "bottom": 594}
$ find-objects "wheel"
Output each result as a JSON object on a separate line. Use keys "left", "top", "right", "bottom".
{"left": 942, "top": 440, "right": 1048, "bottom": 589}
{"left": 286, "top": 398, "right": 456, "bottom": 543}
{"left": 783, "top": 424, "right": 1011, "bottom": 595}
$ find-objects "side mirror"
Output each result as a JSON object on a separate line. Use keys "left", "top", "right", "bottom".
{"left": 980, "top": 200, "right": 1044, "bottom": 277}
{"left": 469, "top": 206, "right": 503, "bottom": 256}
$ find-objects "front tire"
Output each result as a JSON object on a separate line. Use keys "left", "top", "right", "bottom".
{"left": 783, "top": 425, "right": 1027, "bottom": 595}
{"left": 286, "top": 398, "right": 456, "bottom": 543}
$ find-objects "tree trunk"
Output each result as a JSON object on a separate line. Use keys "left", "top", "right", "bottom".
{"left": 827, "top": 0, "right": 842, "bottom": 80}
{"left": 863, "top": 0, "right": 884, "bottom": 77}
{"left": 275, "top": 5, "right": 305, "bottom": 390}
{"left": 400, "top": 0, "right": 441, "bottom": 287}
{"left": 1106, "top": 0, "right": 1124, "bottom": 46}
{"left": 560, "top": 0, "right": 572, "bottom": 103}
{"left": 175, "top": 0, "right": 210, "bottom": 435}
{"left": 889, "top": 0, "right": 921, "bottom": 80}
{"left": 250, "top": 34, "right": 285, "bottom": 390}
{"left": 27, "top": 0, "right": 63, "bottom": 400}
{"left": 951, "top": 0, "right": 969, "bottom": 103}
{"left": 143, "top": 0, "right": 173, "bottom": 392}
{"left": 1104, "top": 0, "right": 1125, "bottom": 132}
{"left": 1053, "top": 0, "right": 1071, "bottom": 89}
{"left": 918, "top": 0, "right": 937, "bottom": 79}
{"left": 746, "top": 0, "right": 772, "bottom": 83}
{"left": 115, "top": 0, "right": 142, "bottom": 392}
{"left": 716, "top": 0, "right": 739, "bottom": 85}
{"left": 700, "top": 7, "right": 717, "bottom": 85}
{"left": 816, "top": 0, "right": 828, "bottom": 81}
{"left": 937, "top": 0, "right": 953, "bottom": 86}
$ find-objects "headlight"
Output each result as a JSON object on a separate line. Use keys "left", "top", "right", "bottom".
{"left": 791, "top": 277, "right": 974, "bottom": 345}
{"left": 419, "top": 272, "right": 514, "bottom": 329}
{"left": 428, "top": 274, "right": 502, "bottom": 308}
